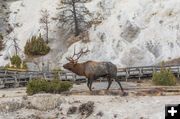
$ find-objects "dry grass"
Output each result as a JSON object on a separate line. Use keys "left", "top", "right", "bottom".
{"left": 67, "top": 31, "right": 90, "bottom": 47}
{"left": 164, "top": 57, "right": 180, "bottom": 65}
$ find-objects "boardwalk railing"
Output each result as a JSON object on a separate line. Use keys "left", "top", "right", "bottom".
{"left": 117, "top": 65, "right": 180, "bottom": 81}
{"left": 0, "top": 64, "right": 180, "bottom": 88}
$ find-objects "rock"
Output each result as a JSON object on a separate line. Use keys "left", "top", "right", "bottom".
{"left": 22, "top": 95, "right": 28, "bottom": 100}
{"left": 96, "top": 111, "right": 103, "bottom": 117}
{"left": 79, "top": 101, "right": 94, "bottom": 118}
{"left": 0, "top": 98, "right": 24, "bottom": 112}
{"left": 67, "top": 106, "right": 77, "bottom": 114}
{"left": 121, "top": 21, "right": 140, "bottom": 42}
{"left": 27, "top": 94, "right": 65, "bottom": 111}
{"left": 114, "top": 114, "right": 118, "bottom": 118}
{"left": 2, "top": 94, "right": 5, "bottom": 97}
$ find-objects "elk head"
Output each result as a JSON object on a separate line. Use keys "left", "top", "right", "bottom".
{"left": 63, "top": 47, "right": 90, "bottom": 71}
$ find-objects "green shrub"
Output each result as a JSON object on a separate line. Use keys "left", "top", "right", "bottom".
{"left": 52, "top": 68, "right": 61, "bottom": 79}
{"left": 27, "top": 79, "right": 48, "bottom": 95}
{"left": 152, "top": 68, "right": 176, "bottom": 86}
{"left": 10, "top": 55, "right": 22, "bottom": 68}
{"left": 26, "top": 79, "right": 73, "bottom": 95}
{"left": 22, "top": 62, "right": 28, "bottom": 69}
{"left": 24, "top": 34, "right": 50, "bottom": 56}
{"left": 8, "top": 55, "right": 27, "bottom": 69}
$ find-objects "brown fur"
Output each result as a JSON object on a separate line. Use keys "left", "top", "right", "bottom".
{"left": 63, "top": 61, "right": 125, "bottom": 93}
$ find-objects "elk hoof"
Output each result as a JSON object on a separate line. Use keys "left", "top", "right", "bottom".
{"left": 122, "top": 92, "right": 128, "bottom": 96}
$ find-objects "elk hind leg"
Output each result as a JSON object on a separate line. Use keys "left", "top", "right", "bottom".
{"left": 89, "top": 79, "right": 93, "bottom": 91}
{"left": 115, "top": 78, "right": 128, "bottom": 96}
{"left": 89, "top": 76, "right": 95, "bottom": 91}
{"left": 115, "top": 78, "right": 124, "bottom": 92}
{"left": 87, "top": 79, "right": 91, "bottom": 90}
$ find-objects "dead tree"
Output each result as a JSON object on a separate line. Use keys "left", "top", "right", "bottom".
{"left": 12, "top": 38, "right": 21, "bottom": 55}
{"left": 40, "top": 9, "right": 50, "bottom": 44}
{"left": 0, "top": 33, "right": 4, "bottom": 51}
{"left": 63, "top": 47, "right": 127, "bottom": 95}
{"left": 58, "top": 0, "right": 92, "bottom": 36}
{"left": 6, "top": 37, "right": 21, "bottom": 56}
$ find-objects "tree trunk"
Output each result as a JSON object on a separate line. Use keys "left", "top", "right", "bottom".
{"left": 46, "top": 23, "right": 49, "bottom": 44}
{"left": 72, "top": 0, "right": 79, "bottom": 36}
{"left": 13, "top": 38, "right": 18, "bottom": 55}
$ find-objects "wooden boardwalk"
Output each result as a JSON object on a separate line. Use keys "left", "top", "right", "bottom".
{"left": 0, "top": 64, "right": 180, "bottom": 88}
{"left": 117, "top": 65, "right": 180, "bottom": 81}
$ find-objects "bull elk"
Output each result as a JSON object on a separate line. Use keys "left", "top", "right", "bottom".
{"left": 63, "top": 47, "right": 126, "bottom": 95}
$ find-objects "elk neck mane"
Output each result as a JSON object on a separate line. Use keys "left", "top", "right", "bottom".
{"left": 71, "top": 62, "right": 87, "bottom": 76}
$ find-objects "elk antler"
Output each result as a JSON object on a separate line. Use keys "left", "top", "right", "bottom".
{"left": 66, "top": 46, "right": 90, "bottom": 62}
{"left": 75, "top": 48, "right": 89, "bottom": 62}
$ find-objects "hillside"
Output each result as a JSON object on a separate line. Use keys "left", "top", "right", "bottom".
{"left": 1, "top": 0, "right": 180, "bottom": 68}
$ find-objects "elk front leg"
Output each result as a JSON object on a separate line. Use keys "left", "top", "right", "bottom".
{"left": 107, "top": 77, "right": 112, "bottom": 90}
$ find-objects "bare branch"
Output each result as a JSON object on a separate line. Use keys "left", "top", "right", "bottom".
{"left": 74, "top": 0, "right": 92, "bottom": 3}
{"left": 39, "top": 9, "right": 50, "bottom": 43}
{"left": 61, "top": 0, "right": 74, "bottom": 5}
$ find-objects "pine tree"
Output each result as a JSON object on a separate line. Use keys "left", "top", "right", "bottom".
{"left": 24, "top": 34, "right": 50, "bottom": 56}
{"left": 58, "top": 0, "right": 92, "bottom": 36}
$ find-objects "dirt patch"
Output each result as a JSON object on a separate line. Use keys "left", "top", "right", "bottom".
{"left": 67, "top": 31, "right": 90, "bottom": 47}
{"left": 164, "top": 57, "right": 180, "bottom": 65}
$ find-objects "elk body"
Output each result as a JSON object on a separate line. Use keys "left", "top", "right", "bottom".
{"left": 63, "top": 48, "right": 125, "bottom": 94}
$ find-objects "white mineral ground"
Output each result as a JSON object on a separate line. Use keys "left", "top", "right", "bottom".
{"left": 0, "top": 81, "right": 180, "bottom": 119}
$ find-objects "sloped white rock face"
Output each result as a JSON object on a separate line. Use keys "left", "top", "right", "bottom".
{"left": 62, "top": 0, "right": 180, "bottom": 67}
{"left": 0, "top": 1, "right": 8, "bottom": 33}
{"left": 0, "top": 0, "right": 60, "bottom": 66}
{"left": 1, "top": 0, "right": 180, "bottom": 67}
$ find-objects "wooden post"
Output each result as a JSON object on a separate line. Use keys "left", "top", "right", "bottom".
{"left": 178, "top": 67, "right": 180, "bottom": 78}
{"left": 138, "top": 68, "right": 142, "bottom": 80}
{"left": 14, "top": 72, "right": 19, "bottom": 88}
{"left": 65, "top": 73, "right": 67, "bottom": 80}
{"left": 43, "top": 72, "right": 46, "bottom": 80}
{"left": 58, "top": 72, "right": 61, "bottom": 80}
{"left": 125, "top": 68, "right": 129, "bottom": 82}
{"left": 20, "top": 61, "right": 23, "bottom": 69}
{"left": 74, "top": 74, "right": 76, "bottom": 82}
{"left": 153, "top": 66, "right": 156, "bottom": 73}
{"left": 29, "top": 74, "right": 32, "bottom": 80}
